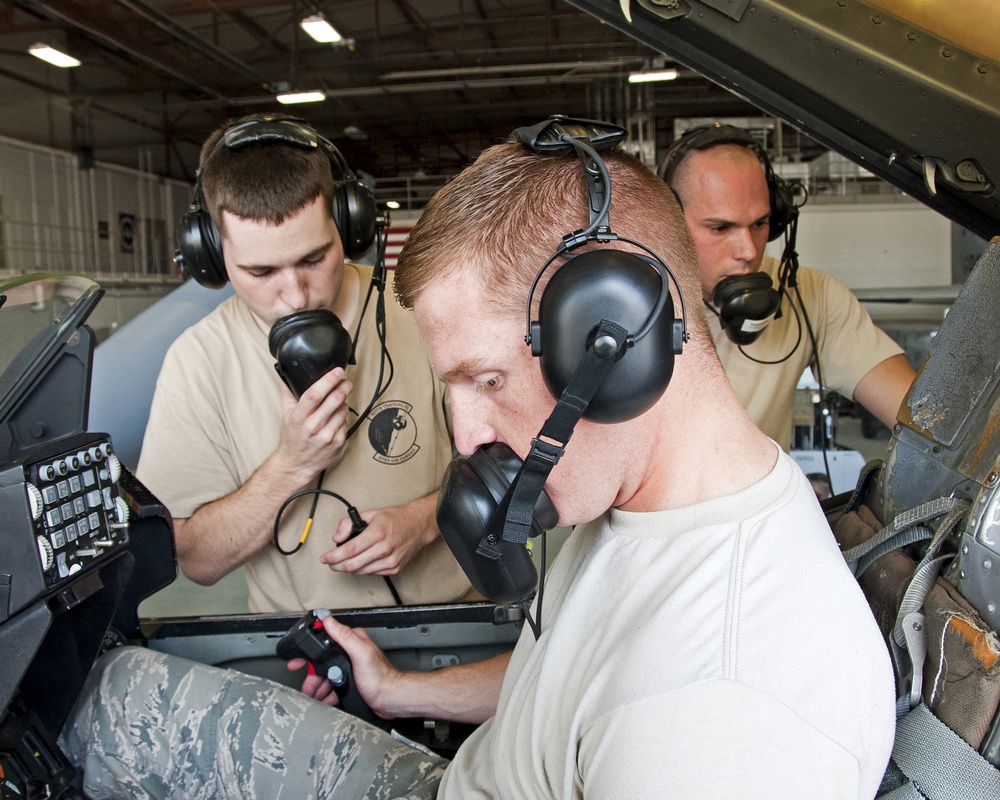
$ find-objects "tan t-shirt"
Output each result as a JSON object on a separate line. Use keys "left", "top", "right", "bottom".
{"left": 711, "top": 256, "right": 903, "bottom": 449}
{"left": 136, "top": 265, "right": 473, "bottom": 612}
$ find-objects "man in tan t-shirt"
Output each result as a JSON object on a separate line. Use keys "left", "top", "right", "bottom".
{"left": 659, "top": 124, "right": 916, "bottom": 449}
{"left": 137, "top": 113, "right": 472, "bottom": 611}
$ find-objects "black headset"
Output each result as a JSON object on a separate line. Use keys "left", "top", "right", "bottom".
{"left": 435, "top": 116, "right": 688, "bottom": 621}
{"left": 175, "top": 114, "right": 378, "bottom": 289}
{"left": 268, "top": 309, "right": 352, "bottom": 398}
{"left": 520, "top": 116, "right": 688, "bottom": 424}
{"left": 659, "top": 123, "right": 807, "bottom": 346}
{"left": 437, "top": 443, "right": 558, "bottom": 606}
{"left": 657, "top": 122, "right": 797, "bottom": 242}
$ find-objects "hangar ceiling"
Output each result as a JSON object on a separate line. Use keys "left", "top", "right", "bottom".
{"left": 0, "top": 0, "right": 804, "bottom": 184}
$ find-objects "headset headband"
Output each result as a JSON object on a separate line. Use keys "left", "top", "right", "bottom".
{"left": 659, "top": 123, "right": 774, "bottom": 185}
{"left": 198, "top": 114, "right": 354, "bottom": 187}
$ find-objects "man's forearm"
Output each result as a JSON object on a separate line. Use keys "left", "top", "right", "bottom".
{"left": 175, "top": 453, "right": 320, "bottom": 585}
{"left": 854, "top": 353, "right": 917, "bottom": 430}
{"left": 387, "top": 651, "right": 511, "bottom": 725}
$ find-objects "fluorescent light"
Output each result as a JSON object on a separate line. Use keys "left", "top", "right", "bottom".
{"left": 628, "top": 68, "right": 678, "bottom": 84}
{"left": 29, "top": 43, "right": 81, "bottom": 68}
{"left": 275, "top": 90, "right": 326, "bottom": 105}
{"left": 300, "top": 14, "right": 343, "bottom": 43}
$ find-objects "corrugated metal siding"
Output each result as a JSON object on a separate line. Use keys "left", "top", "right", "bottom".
{"left": 0, "top": 135, "right": 190, "bottom": 279}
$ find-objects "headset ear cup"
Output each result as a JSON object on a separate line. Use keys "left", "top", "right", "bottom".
{"left": 767, "top": 176, "right": 797, "bottom": 241}
{"left": 436, "top": 443, "right": 557, "bottom": 605}
{"left": 333, "top": 181, "right": 378, "bottom": 259}
{"left": 175, "top": 206, "right": 227, "bottom": 289}
{"left": 268, "top": 309, "right": 352, "bottom": 397}
{"left": 712, "top": 272, "right": 780, "bottom": 345}
{"left": 535, "top": 250, "right": 676, "bottom": 424}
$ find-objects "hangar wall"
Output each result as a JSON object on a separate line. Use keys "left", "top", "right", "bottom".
{"left": 0, "top": 134, "right": 190, "bottom": 279}
{"left": 0, "top": 131, "right": 984, "bottom": 340}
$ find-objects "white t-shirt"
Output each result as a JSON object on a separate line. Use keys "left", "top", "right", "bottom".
{"left": 439, "top": 448, "right": 895, "bottom": 799}
{"left": 712, "top": 257, "right": 904, "bottom": 448}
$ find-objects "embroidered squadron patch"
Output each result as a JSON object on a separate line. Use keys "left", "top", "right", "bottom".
{"left": 367, "top": 401, "right": 421, "bottom": 464}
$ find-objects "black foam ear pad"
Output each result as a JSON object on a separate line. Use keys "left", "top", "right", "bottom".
{"left": 175, "top": 202, "right": 227, "bottom": 289}
{"left": 533, "top": 249, "right": 677, "bottom": 424}
{"left": 436, "top": 442, "right": 558, "bottom": 605}
{"left": 332, "top": 180, "right": 378, "bottom": 259}
{"left": 268, "top": 309, "right": 352, "bottom": 397}
{"left": 767, "top": 175, "right": 797, "bottom": 242}
{"left": 712, "top": 272, "right": 781, "bottom": 346}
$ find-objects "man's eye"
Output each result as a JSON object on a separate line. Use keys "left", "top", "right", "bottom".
{"left": 476, "top": 377, "right": 500, "bottom": 392}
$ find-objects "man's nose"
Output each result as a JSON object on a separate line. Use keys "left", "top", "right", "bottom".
{"left": 280, "top": 270, "right": 309, "bottom": 308}
{"left": 732, "top": 227, "right": 760, "bottom": 264}
{"left": 449, "top": 390, "right": 497, "bottom": 457}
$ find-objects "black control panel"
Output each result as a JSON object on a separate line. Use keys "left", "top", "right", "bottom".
{"left": 0, "top": 432, "right": 129, "bottom": 623}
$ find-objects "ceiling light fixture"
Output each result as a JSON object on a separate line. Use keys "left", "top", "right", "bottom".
{"left": 300, "top": 14, "right": 343, "bottom": 44}
{"left": 28, "top": 43, "right": 81, "bottom": 68}
{"left": 275, "top": 90, "right": 326, "bottom": 104}
{"left": 628, "top": 68, "right": 679, "bottom": 84}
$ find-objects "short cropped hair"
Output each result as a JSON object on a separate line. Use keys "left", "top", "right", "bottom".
{"left": 668, "top": 143, "right": 763, "bottom": 208}
{"left": 394, "top": 139, "right": 704, "bottom": 333}
{"left": 198, "top": 118, "right": 336, "bottom": 238}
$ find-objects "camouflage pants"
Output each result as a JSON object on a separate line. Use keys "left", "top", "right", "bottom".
{"left": 59, "top": 647, "right": 448, "bottom": 800}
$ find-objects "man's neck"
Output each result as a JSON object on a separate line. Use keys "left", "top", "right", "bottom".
{"left": 333, "top": 262, "right": 362, "bottom": 331}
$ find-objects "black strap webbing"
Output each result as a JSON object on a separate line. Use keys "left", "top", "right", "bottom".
{"left": 476, "top": 320, "right": 628, "bottom": 559}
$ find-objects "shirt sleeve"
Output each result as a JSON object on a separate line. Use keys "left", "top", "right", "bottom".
{"left": 801, "top": 267, "right": 904, "bottom": 399}
{"left": 135, "top": 334, "right": 240, "bottom": 520}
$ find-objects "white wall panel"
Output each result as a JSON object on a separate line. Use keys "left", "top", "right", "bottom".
{"left": 766, "top": 200, "right": 952, "bottom": 291}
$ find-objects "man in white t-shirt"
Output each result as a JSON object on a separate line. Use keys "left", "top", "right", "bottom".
{"left": 63, "top": 120, "right": 895, "bottom": 799}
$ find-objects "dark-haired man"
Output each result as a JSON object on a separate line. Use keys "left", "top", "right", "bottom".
{"left": 136, "top": 115, "right": 472, "bottom": 611}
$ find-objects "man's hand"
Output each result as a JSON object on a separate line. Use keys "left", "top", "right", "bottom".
{"left": 320, "top": 493, "right": 438, "bottom": 575}
{"left": 175, "top": 367, "right": 356, "bottom": 585}
{"left": 289, "top": 614, "right": 511, "bottom": 724}
{"left": 274, "top": 367, "right": 354, "bottom": 485}
{"left": 289, "top": 615, "right": 402, "bottom": 716}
